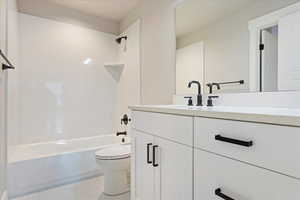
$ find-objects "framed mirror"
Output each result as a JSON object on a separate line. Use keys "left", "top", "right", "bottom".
{"left": 176, "top": 0, "right": 300, "bottom": 95}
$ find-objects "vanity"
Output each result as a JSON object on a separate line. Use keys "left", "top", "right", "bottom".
{"left": 129, "top": 105, "right": 300, "bottom": 200}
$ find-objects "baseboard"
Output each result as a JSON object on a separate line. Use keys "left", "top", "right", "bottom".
{"left": 1, "top": 191, "right": 7, "bottom": 200}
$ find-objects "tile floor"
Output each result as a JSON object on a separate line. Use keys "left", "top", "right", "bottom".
{"left": 12, "top": 176, "right": 129, "bottom": 200}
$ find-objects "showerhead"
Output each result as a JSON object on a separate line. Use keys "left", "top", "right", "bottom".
{"left": 116, "top": 36, "right": 128, "bottom": 44}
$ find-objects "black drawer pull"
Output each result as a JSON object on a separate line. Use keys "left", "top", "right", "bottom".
{"left": 152, "top": 145, "right": 159, "bottom": 167}
{"left": 215, "top": 188, "right": 235, "bottom": 200}
{"left": 147, "top": 143, "right": 153, "bottom": 164}
{"left": 215, "top": 134, "right": 253, "bottom": 147}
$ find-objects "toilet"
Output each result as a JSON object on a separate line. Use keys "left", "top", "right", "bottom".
{"left": 95, "top": 144, "right": 131, "bottom": 197}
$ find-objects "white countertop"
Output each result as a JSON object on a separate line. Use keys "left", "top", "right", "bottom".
{"left": 129, "top": 105, "right": 300, "bottom": 127}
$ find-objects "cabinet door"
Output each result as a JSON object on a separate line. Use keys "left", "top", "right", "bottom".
{"left": 131, "top": 129, "right": 155, "bottom": 200}
{"left": 155, "top": 138, "right": 193, "bottom": 200}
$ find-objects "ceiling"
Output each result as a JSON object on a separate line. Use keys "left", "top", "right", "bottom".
{"left": 18, "top": 0, "right": 141, "bottom": 22}
{"left": 176, "top": 0, "right": 261, "bottom": 38}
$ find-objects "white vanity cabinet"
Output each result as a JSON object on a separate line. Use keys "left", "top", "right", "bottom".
{"left": 130, "top": 107, "right": 300, "bottom": 200}
{"left": 131, "top": 111, "right": 193, "bottom": 200}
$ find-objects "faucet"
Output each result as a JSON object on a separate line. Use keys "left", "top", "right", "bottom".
{"left": 207, "top": 95, "right": 219, "bottom": 107}
{"left": 116, "top": 131, "right": 127, "bottom": 136}
{"left": 206, "top": 83, "right": 221, "bottom": 94}
{"left": 188, "top": 81, "right": 202, "bottom": 106}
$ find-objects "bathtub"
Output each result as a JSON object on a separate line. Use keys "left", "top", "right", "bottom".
{"left": 8, "top": 135, "right": 128, "bottom": 198}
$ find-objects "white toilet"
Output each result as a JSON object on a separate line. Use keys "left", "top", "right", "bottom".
{"left": 95, "top": 144, "right": 131, "bottom": 198}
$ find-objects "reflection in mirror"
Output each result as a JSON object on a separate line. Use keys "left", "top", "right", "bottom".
{"left": 176, "top": 0, "right": 300, "bottom": 95}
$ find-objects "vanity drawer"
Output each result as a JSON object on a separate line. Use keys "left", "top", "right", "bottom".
{"left": 195, "top": 117, "right": 300, "bottom": 178}
{"left": 132, "top": 111, "right": 193, "bottom": 146}
{"left": 195, "top": 149, "right": 300, "bottom": 200}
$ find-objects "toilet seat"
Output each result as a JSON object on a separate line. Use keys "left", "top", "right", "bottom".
{"left": 95, "top": 145, "right": 131, "bottom": 160}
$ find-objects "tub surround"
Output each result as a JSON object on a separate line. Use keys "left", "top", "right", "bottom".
{"left": 129, "top": 105, "right": 300, "bottom": 127}
{"left": 17, "top": 13, "right": 118, "bottom": 145}
{"left": 114, "top": 20, "right": 141, "bottom": 134}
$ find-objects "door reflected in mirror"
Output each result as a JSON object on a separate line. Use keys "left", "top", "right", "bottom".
{"left": 176, "top": 0, "right": 300, "bottom": 95}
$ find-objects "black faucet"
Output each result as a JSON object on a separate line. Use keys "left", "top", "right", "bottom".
{"left": 188, "top": 81, "right": 202, "bottom": 106}
{"left": 206, "top": 83, "right": 221, "bottom": 94}
{"left": 116, "top": 131, "right": 127, "bottom": 136}
{"left": 116, "top": 131, "right": 127, "bottom": 143}
{"left": 184, "top": 96, "right": 193, "bottom": 106}
{"left": 207, "top": 96, "right": 219, "bottom": 107}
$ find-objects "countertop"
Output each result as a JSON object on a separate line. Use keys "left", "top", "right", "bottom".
{"left": 129, "top": 105, "right": 300, "bottom": 127}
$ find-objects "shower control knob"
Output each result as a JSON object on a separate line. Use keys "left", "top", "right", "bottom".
{"left": 121, "top": 114, "right": 131, "bottom": 125}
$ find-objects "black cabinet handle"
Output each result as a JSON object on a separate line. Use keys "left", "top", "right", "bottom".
{"left": 215, "top": 188, "right": 235, "bottom": 200}
{"left": 152, "top": 145, "right": 159, "bottom": 167}
{"left": 215, "top": 134, "right": 253, "bottom": 147}
{"left": 147, "top": 143, "right": 152, "bottom": 164}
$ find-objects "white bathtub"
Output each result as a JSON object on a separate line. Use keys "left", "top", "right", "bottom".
{"left": 8, "top": 135, "right": 128, "bottom": 198}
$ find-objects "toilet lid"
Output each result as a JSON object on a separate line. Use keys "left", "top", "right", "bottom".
{"left": 95, "top": 145, "right": 131, "bottom": 160}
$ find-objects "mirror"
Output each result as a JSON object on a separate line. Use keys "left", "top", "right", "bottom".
{"left": 176, "top": 0, "right": 300, "bottom": 94}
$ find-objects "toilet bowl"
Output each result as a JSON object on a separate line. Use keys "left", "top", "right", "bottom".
{"left": 95, "top": 144, "right": 131, "bottom": 197}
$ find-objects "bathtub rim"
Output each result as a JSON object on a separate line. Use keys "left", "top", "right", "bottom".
{"left": 8, "top": 135, "right": 129, "bottom": 164}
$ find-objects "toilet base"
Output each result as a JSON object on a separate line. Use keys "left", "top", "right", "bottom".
{"left": 99, "top": 192, "right": 130, "bottom": 200}
{"left": 103, "top": 169, "right": 130, "bottom": 195}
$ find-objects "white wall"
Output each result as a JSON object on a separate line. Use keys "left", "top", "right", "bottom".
{"left": 0, "top": 0, "right": 8, "bottom": 197}
{"left": 17, "top": 13, "right": 118, "bottom": 145}
{"left": 114, "top": 20, "right": 141, "bottom": 133}
{"left": 177, "top": 0, "right": 300, "bottom": 93}
{"left": 7, "top": 0, "right": 20, "bottom": 146}
{"left": 0, "top": 0, "right": 19, "bottom": 196}
{"left": 121, "top": 0, "right": 176, "bottom": 105}
{"left": 176, "top": 42, "right": 204, "bottom": 95}
{"left": 278, "top": 10, "right": 300, "bottom": 91}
